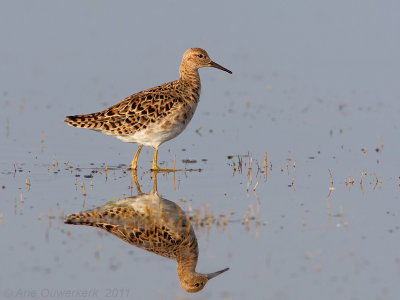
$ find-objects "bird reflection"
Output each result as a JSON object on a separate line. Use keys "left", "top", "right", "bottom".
{"left": 65, "top": 171, "right": 229, "bottom": 293}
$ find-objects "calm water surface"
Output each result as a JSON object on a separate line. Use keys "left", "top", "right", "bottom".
{"left": 1, "top": 1, "right": 400, "bottom": 299}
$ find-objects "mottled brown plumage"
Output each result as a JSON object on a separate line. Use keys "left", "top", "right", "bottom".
{"left": 65, "top": 195, "right": 194, "bottom": 259}
{"left": 65, "top": 48, "right": 232, "bottom": 171}
{"left": 65, "top": 172, "right": 229, "bottom": 293}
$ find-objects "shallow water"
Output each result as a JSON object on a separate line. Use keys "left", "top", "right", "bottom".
{"left": 1, "top": 1, "right": 400, "bottom": 299}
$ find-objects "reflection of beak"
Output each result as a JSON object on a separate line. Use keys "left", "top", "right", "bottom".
{"left": 209, "top": 61, "right": 232, "bottom": 74}
{"left": 206, "top": 267, "right": 230, "bottom": 280}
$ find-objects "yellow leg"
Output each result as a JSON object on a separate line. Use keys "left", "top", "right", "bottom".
{"left": 151, "top": 170, "right": 158, "bottom": 194}
{"left": 131, "top": 145, "right": 143, "bottom": 170}
{"left": 130, "top": 168, "right": 142, "bottom": 194}
{"left": 151, "top": 147, "right": 160, "bottom": 170}
{"left": 151, "top": 147, "right": 182, "bottom": 172}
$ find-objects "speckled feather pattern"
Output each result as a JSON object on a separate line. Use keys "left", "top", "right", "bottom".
{"left": 64, "top": 196, "right": 198, "bottom": 260}
{"left": 65, "top": 80, "right": 200, "bottom": 147}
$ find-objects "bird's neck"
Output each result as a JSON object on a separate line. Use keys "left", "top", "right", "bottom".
{"left": 178, "top": 66, "right": 201, "bottom": 104}
{"left": 177, "top": 256, "right": 197, "bottom": 277}
{"left": 179, "top": 64, "right": 201, "bottom": 88}
{"left": 176, "top": 234, "right": 199, "bottom": 275}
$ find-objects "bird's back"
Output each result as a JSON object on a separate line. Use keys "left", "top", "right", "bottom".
{"left": 64, "top": 79, "right": 199, "bottom": 147}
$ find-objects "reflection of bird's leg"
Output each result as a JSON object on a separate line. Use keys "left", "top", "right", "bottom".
{"left": 151, "top": 171, "right": 159, "bottom": 195}
{"left": 151, "top": 146, "right": 183, "bottom": 172}
{"left": 131, "top": 145, "right": 143, "bottom": 170}
{"left": 130, "top": 168, "right": 142, "bottom": 194}
{"left": 150, "top": 171, "right": 164, "bottom": 218}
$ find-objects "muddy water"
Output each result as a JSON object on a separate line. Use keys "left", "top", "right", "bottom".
{"left": 1, "top": 1, "right": 400, "bottom": 300}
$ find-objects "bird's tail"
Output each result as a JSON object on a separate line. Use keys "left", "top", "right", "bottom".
{"left": 64, "top": 113, "right": 104, "bottom": 129}
{"left": 65, "top": 210, "right": 100, "bottom": 226}
{"left": 64, "top": 210, "right": 118, "bottom": 232}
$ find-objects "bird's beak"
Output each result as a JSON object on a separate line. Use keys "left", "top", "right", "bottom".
{"left": 209, "top": 61, "right": 232, "bottom": 74}
{"left": 206, "top": 267, "right": 230, "bottom": 280}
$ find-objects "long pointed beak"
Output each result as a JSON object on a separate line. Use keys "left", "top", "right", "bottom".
{"left": 209, "top": 61, "right": 232, "bottom": 74}
{"left": 206, "top": 267, "right": 230, "bottom": 280}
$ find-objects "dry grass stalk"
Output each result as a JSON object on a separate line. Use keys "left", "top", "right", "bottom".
{"left": 248, "top": 153, "right": 253, "bottom": 176}
{"left": 360, "top": 171, "right": 365, "bottom": 193}
{"left": 328, "top": 169, "right": 334, "bottom": 185}
{"left": 243, "top": 211, "right": 249, "bottom": 230}
{"left": 328, "top": 169, "right": 335, "bottom": 193}
{"left": 286, "top": 158, "right": 290, "bottom": 175}
{"left": 48, "top": 208, "right": 52, "bottom": 228}
{"left": 255, "top": 160, "right": 261, "bottom": 177}
{"left": 253, "top": 177, "right": 260, "bottom": 191}
{"left": 81, "top": 181, "right": 86, "bottom": 196}
{"left": 263, "top": 152, "right": 268, "bottom": 175}
{"left": 237, "top": 155, "right": 243, "bottom": 173}
{"left": 52, "top": 154, "right": 58, "bottom": 169}
{"left": 26, "top": 178, "right": 31, "bottom": 191}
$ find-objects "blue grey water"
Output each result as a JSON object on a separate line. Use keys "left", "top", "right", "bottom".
{"left": 1, "top": 1, "right": 400, "bottom": 299}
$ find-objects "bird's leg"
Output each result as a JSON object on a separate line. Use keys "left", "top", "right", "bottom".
{"left": 130, "top": 168, "right": 142, "bottom": 194}
{"left": 131, "top": 145, "right": 143, "bottom": 170}
{"left": 151, "top": 147, "right": 160, "bottom": 170}
{"left": 151, "top": 147, "right": 182, "bottom": 172}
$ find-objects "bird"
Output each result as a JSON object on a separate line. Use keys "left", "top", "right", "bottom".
{"left": 64, "top": 48, "right": 232, "bottom": 171}
{"left": 65, "top": 172, "right": 229, "bottom": 293}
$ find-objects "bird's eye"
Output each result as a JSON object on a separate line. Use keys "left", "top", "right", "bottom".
{"left": 194, "top": 283, "right": 200, "bottom": 287}
{"left": 197, "top": 54, "right": 203, "bottom": 58}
